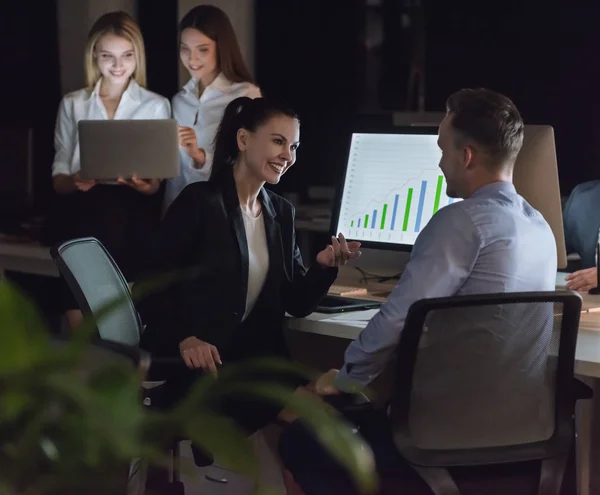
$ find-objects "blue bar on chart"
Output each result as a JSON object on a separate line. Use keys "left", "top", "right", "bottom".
{"left": 371, "top": 209, "right": 378, "bottom": 228}
{"left": 448, "top": 198, "right": 454, "bottom": 205}
{"left": 390, "top": 194, "right": 400, "bottom": 230}
{"left": 358, "top": 217, "right": 361, "bottom": 228}
{"left": 414, "top": 180, "right": 427, "bottom": 232}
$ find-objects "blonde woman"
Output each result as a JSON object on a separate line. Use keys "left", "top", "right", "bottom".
{"left": 51, "top": 11, "right": 170, "bottom": 328}
{"left": 163, "top": 4, "right": 261, "bottom": 210}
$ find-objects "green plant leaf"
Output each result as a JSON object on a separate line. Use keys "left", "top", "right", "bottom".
{"left": 0, "top": 280, "right": 51, "bottom": 375}
{"left": 220, "top": 382, "right": 378, "bottom": 495}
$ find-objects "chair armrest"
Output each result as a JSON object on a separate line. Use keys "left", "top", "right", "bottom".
{"left": 574, "top": 377, "right": 593, "bottom": 401}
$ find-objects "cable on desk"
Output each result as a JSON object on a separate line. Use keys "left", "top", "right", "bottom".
{"left": 353, "top": 266, "right": 402, "bottom": 284}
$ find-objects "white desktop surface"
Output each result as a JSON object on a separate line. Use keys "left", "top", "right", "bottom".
{"left": 1, "top": 240, "right": 600, "bottom": 377}
{"left": 286, "top": 272, "right": 600, "bottom": 379}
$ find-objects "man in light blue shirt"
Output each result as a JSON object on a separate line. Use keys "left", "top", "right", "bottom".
{"left": 279, "top": 88, "right": 558, "bottom": 495}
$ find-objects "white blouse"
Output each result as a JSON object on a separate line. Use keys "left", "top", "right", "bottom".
{"left": 52, "top": 79, "right": 171, "bottom": 177}
{"left": 164, "top": 73, "right": 261, "bottom": 209}
{"left": 241, "top": 209, "right": 270, "bottom": 321}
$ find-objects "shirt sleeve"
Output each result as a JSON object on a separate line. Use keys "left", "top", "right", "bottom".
{"left": 52, "top": 97, "right": 75, "bottom": 177}
{"left": 154, "top": 97, "right": 171, "bottom": 119}
{"left": 335, "top": 205, "right": 482, "bottom": 389}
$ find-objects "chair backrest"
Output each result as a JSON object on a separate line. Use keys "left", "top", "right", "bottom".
{"left": 390, "top": 291, "right": 582, "bottom": 468}
{"left": 51, "top": 237, "right": 142, "bottom": 346}
{"left": 563, "top": 179, "right": 600, "bottom": 268}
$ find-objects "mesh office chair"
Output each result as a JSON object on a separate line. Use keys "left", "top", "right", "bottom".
{"left": 389, "top": 291, "right": 591, "bottom": 495}
{"left": 50, "top": 237, "right": 197, "bottom": 495}
{"left": 563, "top": 179, "right": 600, "bottom": 270}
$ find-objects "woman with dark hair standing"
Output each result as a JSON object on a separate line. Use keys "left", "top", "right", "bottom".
{"left": 164, "top": 4, "right": 261, "bottom": 210}
{"left": 140, "top": 96, "right": 360, "bottom": 435}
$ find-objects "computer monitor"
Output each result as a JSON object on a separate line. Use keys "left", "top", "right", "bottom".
{"left": 330, "top": 125, "right": 567, "bottom": 269}
{"left": 512, "top": 125, "right": 567, "bottom": 269}
{"left": 331, "top": 127, "right": 455, "bottom": 251}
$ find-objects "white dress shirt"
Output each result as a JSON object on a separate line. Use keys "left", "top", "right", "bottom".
{"left": 52, "top": 79, "right": 171, "bottom": 177}
{"left": 241, "top": 209, "right": 270, "bottom": 321}
{"left": 164, "top": 73, "right": 261, "bottom": 209}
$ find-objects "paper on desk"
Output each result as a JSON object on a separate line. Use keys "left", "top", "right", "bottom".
{"left": 320, "top": 309, "right": 379, "bottom": 323}
{"left": 555, "top": 271, "right": 569, "bottom": 289}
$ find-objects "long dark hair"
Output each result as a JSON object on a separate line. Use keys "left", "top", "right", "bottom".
{"left": 179, "top": 5, "right": 254, "bottom": 84}
{"left": 210, "top": 97, "right": 299, "bottom": 183}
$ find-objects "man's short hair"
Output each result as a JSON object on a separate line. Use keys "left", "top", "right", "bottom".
{"left": 446, "top": 88, "right": 524, "bottom": 166}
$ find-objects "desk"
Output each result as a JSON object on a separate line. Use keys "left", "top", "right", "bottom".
{"left": 285, "top": 276, "right": 600, "bottom": 495}
{"left": 0, "top": 241, "right": 57, "bottom": 278}
{"left": 288, "top": 293, "right": 600, "bottom": 378}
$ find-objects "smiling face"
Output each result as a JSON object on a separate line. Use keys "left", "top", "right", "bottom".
{"left": 237, "top": 115, "right": 300, "bottom": 185}
{"left": 179, "top": 28, "right": 218, "bottom": 85}
{"left": 93, "top": 33, "right": 136, "bottom": 85}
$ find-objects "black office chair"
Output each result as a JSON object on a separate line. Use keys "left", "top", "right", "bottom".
{"left": 563, "top": 180, "right": 600, "bottom": 270}
{"left": 389, "top": 291, "right": 591, "bottom": 495}
{"left": 50, "top": 336, "right": 149, "bottom": 495}
{"left": 50, "top": 237, "right": 203, "bottom": 495}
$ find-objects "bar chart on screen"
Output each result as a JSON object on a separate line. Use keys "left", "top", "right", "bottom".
{"left": 334, "top": 132, "right": 461, "bottom": 246}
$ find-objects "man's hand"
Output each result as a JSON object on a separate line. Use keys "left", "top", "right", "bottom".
{"left": 179, "top": 336, "right": 222, "bottom": 374}
{"left": 117, "top": 175, "right": 160, "bottom": 195}
{"left": 566, "top": 267, "right": 597, "bottom": 292}
{"left": 314, "top": 369, "right": 341, "bottom": 395}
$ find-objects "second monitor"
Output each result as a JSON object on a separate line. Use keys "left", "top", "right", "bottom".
{"left": 330, "top": 125, "right": 566, "bottom": 269}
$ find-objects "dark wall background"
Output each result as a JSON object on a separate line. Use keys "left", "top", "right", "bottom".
{"left": 0, "top": 2, "right": 61, "bottom": 215}
{"left": 254, "top": 0, "right": 598, "bottom": 196}
{"left": 0, "top": 0, "right": 598, "bottom": 216}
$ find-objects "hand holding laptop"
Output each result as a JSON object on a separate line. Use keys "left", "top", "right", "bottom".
{"left": 73, "top": 172, "right": 96, "bottom": 192}
{"left": 116, "top": 175, "right": 160, "bottom": 195}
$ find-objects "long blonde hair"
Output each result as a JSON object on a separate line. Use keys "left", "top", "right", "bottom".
{"left": 84, "top": 11, "right": 147, "bottom": 89}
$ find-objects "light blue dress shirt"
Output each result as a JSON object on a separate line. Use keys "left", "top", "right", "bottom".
{"left": 336, "top": 181, "right": 558, "bottom": 388}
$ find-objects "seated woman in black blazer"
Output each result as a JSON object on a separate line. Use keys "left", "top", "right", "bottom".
{"left": 139, "top": 96, "right": 361, "bottom": 434}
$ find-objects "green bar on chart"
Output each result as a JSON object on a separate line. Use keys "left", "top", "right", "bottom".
{"left": 364, "top": 214, "right": 369, "bottom": 228}
{"left": 351, "top": 220, "right": 354, "bottom": 227}
{"left": 402, "top": 188, "right": 413, "bottom": 232}
{"left": 433, "top": 175, "right": 443, "bottom": 214}
{"left": 380, "top": 204, "right": 388, "bottom": 229}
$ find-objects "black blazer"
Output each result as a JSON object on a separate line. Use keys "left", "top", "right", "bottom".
{"left": 138, "top": 177, "right": 338, "bottom": 359}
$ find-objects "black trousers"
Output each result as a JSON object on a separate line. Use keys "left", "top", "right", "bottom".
{"left": 278, "top": 408, "right": 543, "bottom": 495}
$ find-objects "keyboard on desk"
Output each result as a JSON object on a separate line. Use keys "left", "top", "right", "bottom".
{"left": 317, "top": 295, "right": 381, "bottom": 314}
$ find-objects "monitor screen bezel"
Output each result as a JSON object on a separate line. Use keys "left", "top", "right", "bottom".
{"left": 329, "top": 125, "right": 441, "bottom": 252}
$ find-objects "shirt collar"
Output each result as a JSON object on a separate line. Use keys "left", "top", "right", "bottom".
{"left": 89, "top": 78, "right": 142, "bottom": 102}
{"left": 183, "top": 72, "right": 231, "bottom": 97}
{"left": 470, "top": 181, "right": 516, "bottom": 199}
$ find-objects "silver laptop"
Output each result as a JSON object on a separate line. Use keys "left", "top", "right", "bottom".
{"left": 78, "top": 119, "right": 180, "bottom": 180}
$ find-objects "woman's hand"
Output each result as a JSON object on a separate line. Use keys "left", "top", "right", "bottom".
{"left": 73, "top": 172, "right": 96, "bottom": 192}
{"left": 117, "top": 175, "right": 160, "bottom": 195}
{"left": 316, "top": 233, "right": 361, "bottom": 268}
{"left": 178, "top": 125, "right": 206, "bottom": 167}
{"left": 566, "top": 267, "right": 598, "bottom": 292}
{"left": 179, "top": 336, "right": 222, "bottom": 374}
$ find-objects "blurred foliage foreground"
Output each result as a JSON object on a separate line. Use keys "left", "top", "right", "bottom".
{"left": 0, "top": 279, "right": 376, "bottom": 495}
